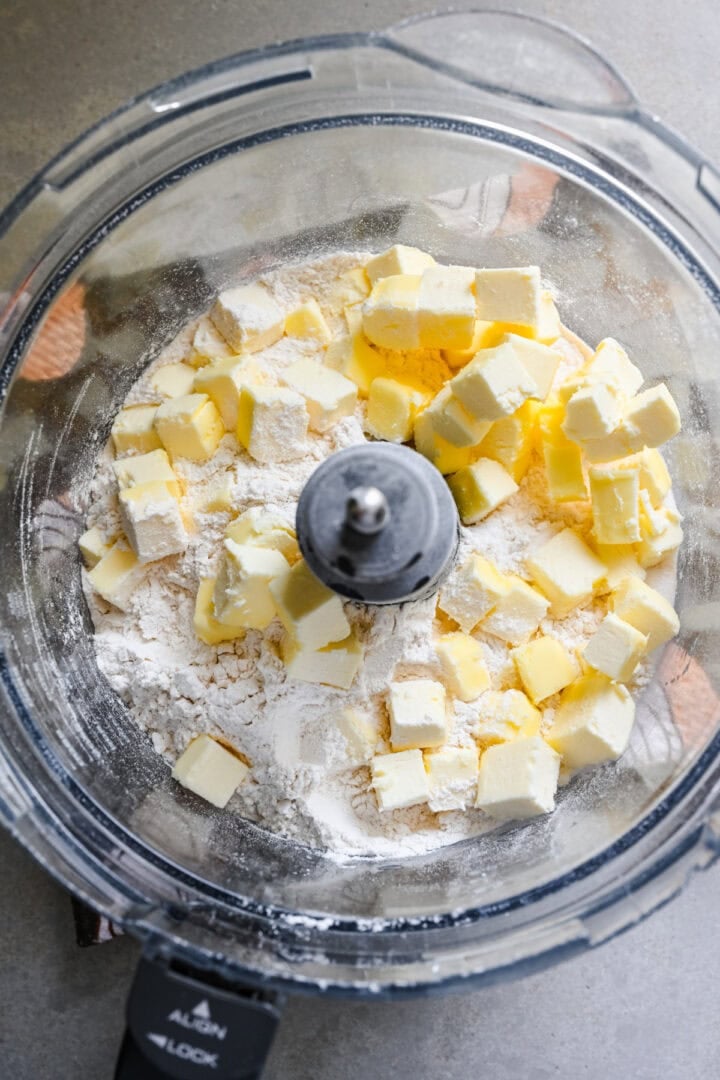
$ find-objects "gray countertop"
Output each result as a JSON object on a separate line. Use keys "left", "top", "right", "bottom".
{"left": 2, "top": 2, "right": 720, "bottom": 1078}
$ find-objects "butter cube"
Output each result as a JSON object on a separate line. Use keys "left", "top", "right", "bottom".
{"left": 202, "top": 478, "right": 234, "bottom": 513}
{"left": 450, "top": 343, "right": 538, "bottom": 421}
{"left": 540, "top": 403, "right": 587, "bottom": 502}
{"left": 113, "top": 448, "right": 179, "bottom": 494}
{"left": 622, "top": 447, "right": 671, "bottom": 507}
{"left": 365, "top": 244, "right": 436, "bottom": 285}
{"left": 281, "top": 630, "right": 363, "bottom": 690}
{"left": 413, "top": 412, "right": 476, "bottom": 475}
{"left": 388, "top": 678, "right": 447, "bottom": 750}
{"left": 325, "top": 332, "right": 385, "bottom": 396}
{"left": 423, "top": 386, "right": 492, "bottom": 448}
{"left": 78, "top": 526, "right": 112, "bottom": 568}
{"left": 193, "top": 356, "right": 260, "bottom": 431}
{"left": 119, "top": 480, "right": 187, "bottom": 563}
{"left": 546, "top": 674, "right": 635, "bottom": 768}
{"left": 535, "top": 290, "right": 562, "bottom": 343}
{"left": 582, "top": 425, "right": 635, "bottom": 464}
{"left": 150, "top": 362, "right": 197, "bottom": 400}
{"left": 417, "top": 265, "right": 476, "bottom": 350}
{"left": 366, "top": 378, "right": 428, "bottom": 442}
{"left": 281, "top": 357, "right": 357, "bottom": 433}
{"left": 226, "top": 508, "right": 299, "bottom": 563}
{"left": 284, "top": 299, "right": 332, "bottom": 343}
{"left": 512, "top": 636, "right": 579, "bottom": 704}
{"left": 424, "top": 746, "right": 479, "bottom": 812}
{"left": 585, "top": 338, "right": 643, "bottom": 397}
{"left": 237, "top": 385, "right": 308, "bottom": 463}
{"left": 214, "top": 540, "right": 289, "bottom": 630}
{"left": 474, "top": 266, "right": 542, "bottom": 329}
{"left": 583, "top": 613, "right": 647, "bottom": 682}
{"left": 477, "top": 400, "right": 541, "bottom": 482}
{"left": 87, "top": 540, "right": 145, "bottom": 611}
{"left": 636, "top": 508, "right": 683, "bottom": 568}
{"left": 111, "top": 404, "right": 161, "bottom": 455}
{"left": 337, "top": 707, "right": 379, "bottom": 766}
{"left": 269, "top": 558, "right": 350, "bottom": 650}
{"left": 473, "top": 689, "right": 541, "bottom": 746}
{"left": 190, "top": 317, "right": 234, "bottom": 366}
{"left": 481, "top": 574, "right": 549, "bottom": 646}
{"left": 563, "top": 382, "right": 624, "bottom": 442}
{"left": 448, "top": 458, "right": 518, "bottom": 524}
{"left": 438, "top": 555, "right": 508, "bottom": 633}
{"left": 371, "top": 749, "right": 429, "bottom": 812}
{"left": 436, "top": 632, "right": 490, "bottom": 702}
{"left": 527, "top": 528, "right": 606, "bottom": 617}
{"left": 362, "top": 274, "right": 421, "bottom": 350}
{"left": 624, "top": 383, "right": 681, "bottom": 449}
{"left": 589, "top": 462, "right": 641, "bottom": 544}
{"left": 193, "top": 577, "right": 244, "bottom": 645}
{"left": 344, "top": 305, "right": 363, "bottom": 335}
{"left": 172, "top": 734, "right": 249, "bottom": 809}
{"left": 476, "top": 736, "right": 560, "bottom": 818}
{"left": 155, "top": 393, "right": 225, "bottom": 462}
{"left": 501, "top": 335, "right": 559, "bottom": 401}
{"left": 443, "top": 320, "right": 503, "bottom": 368}
{"left": 330, "top": 266, "right": 371, "bottom": 311}
{"left": 611, "top": 577, "right": 679, "bottom": 651}
{"left": 594, "top": 543, "right": 646, "bottom": 589}
{"left": 210, "top": 282, "right": 284, "bottom": 353}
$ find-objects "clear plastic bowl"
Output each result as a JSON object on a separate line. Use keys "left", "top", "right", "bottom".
{"left": 1, "top": 11, "right": 720, "bottom": 995}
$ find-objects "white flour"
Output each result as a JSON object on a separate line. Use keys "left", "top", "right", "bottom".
{"left": 82, "top": 253, "right": 664, "bottom": 858}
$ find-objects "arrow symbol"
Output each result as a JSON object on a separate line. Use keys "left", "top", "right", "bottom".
{"left": 192, "top": 999, "right": 211, "bottom": 1020}
{"left": 147, "top": 1033, "right": 167, "bottom": 1050}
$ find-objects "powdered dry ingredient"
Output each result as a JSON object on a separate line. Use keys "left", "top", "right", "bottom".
{"left": 82, "top": 252, "right": 670, "bottom": 858}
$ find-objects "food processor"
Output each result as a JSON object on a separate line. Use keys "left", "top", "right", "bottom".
{"left": 1, "top": 9, "right": 720, "bottom": 1077}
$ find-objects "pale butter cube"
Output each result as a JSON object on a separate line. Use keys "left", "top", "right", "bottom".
{"left": 150, "top": 362, "right": 197, "bottom": 400}
{"left": 636, "top": 509, "right": 683, "bottom": 568}
{"left": 473, "top": 689, "right": 541, "bottom": 746}
{"left": 448, "top": 457, "right": 518, "bottom": 524}
{"left": 210, "top": 282, "right": 284, "bottom": 354}
{"left": 563, "top": 382, "right": 624, "bottom": 442}
{"left": 477, "top": 400, "right": 541, "bottom": 482}
{"left": 226, "top": 507, "right": 299, "bottom": 563}
{"left": 113, "top": 448, "right": 179, "bottom": 494}
{"left": 546, "top": 674, "right": 635, "bottom": 768}
{"left": 388, "top": 678, "right": 447, "bottom": 751}
{"left": 417, "top": 265, "right": 476, "bottom": 350}
{"left": 365, "top": 244, "right": 436, "bottom": 285}
{"left": 423, "top": 386, "right": 491, "bottom": 448}
{"left": 527, "top": 528, "right": 606, "bottom": 617}
{"left": 624, "top": 383, "right": 681, "bottom": 449}
{"left": 512, "top": 636, "right": 579, "bottom": 704}
{"left": 237, "top": 385, "right": 308, "bottom": 463}
{"left": 476, "top": 736, "right": 560, "bottom": 818}
{"left": 413, "top": 411, "right": 476, "bottom": 475}
{"left": 621, "top": 447, "right": 671, "bottom": 507}
{"left": 535, "top": 290, "right": 562, "bottom": 343}
{"left": 438, "top": 555, "right": 508, "bottom": 633}
{"left": 284, "top": 299, "right": 332, "bottom": 343}
{"left": 86, "top": 540, "right": 145, "bottom": 611}
{"left": 344, "top": 305, "right": 364, "bottom": 335}
{"left": 594, "top": 543, "right": 646, "bottom": 589}
{"left": 337, "top": 707, "right": 379, "bottom": 766}
{"left": 269, "top": 558, "right": 350, "bottom": 650}
{"left": 79, "top": 527, "right": 112, "bottom": 568}
{"left": 172, "top": 734, "right": 249, "bottom": 809}
{"left": 190, "top": 317, "right": 234, "bottom": 366}
{"left": 325, "top": 332, "right": 385, "bottom": 396}
{"left": 611, "top": 577, "right": 679, "bottom": 651}
{"left": 119, "top": 480, "right": 188, "bottom": 563}
{"left": 281, "top": 357, "right": 357, "bottom": 433}
{"left": 281, "top": 629, "right": 363, "bottom": 690}
{"left": 436, "top": 632, "right": 490, "bottom": 702}
{"left": 450, "top": 343, "right": 538, "bottom": 422}
{"left": 539, "top": 403, "right": 587, "bottom": 502}
{"left": 582, "top": 425, "right": 635, "bottom": 464}
{"left": 480, "top": 574, "right": 549, "bottom": 646}
{"left": 111, "top": 404, "right": 161, "bottom": 455}
{"left": 585, "top": 338, "right": 643, "bottom": 397}
{"left": 474, "top": 266, "right": 542, "bottom": 329}
{"left": 589, "top": 462, "right": 641, "bottom": 544}
{"left": 155, "top": 393, "right": 225, "bottom": 462}
{"left": 501, "top": 334, "right": 559, "bottom": 401}
{"left": 193, "top": 577, "right": 244, "bottom": 646}
{"left": 214, "top": 540, "right": 289, "bottom": 630}
{"left": 424, "top": 746, "right": 478, "bottom": 812}
{"left": 583, "top": 613, "right": 647, "bottom": 682}
{"left": 366, "top": 378, "right": 428, "bottom": 442}
{"left": 371, "top": 749, "right": 429, "bottom": 812}
{"left": 330, "top": 266, "right": 371, "bottom": 311}
{"left": 362, "top": 274, "right": 421, "bottom": 350}
{"left": 194, "top": 356, "right": 261, "bottom": 431}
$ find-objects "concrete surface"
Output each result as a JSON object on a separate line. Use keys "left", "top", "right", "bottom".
{"left": 2, "top": 1, "right": 720, "bottom": 1078}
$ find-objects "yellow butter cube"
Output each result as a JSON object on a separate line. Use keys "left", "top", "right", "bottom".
{"left": 281, "top": 357, "right": 357, "bottom": 433}
{"left": 87, "top": 540, "right": 145, "bottom": 611}
{"left": 448, "top": 457, "right": 518, "bottom": 524}
{"left": 190, "top": 317, "right": 234, "bottom": 366}
{"left": 635, "top": 507, "right": 683, "bottom": 568}
{"left": 443, "top": 320, "right": 504, "bottom": 368}
{"left": 172, "top": 734, "right": 249, "bottom": 808}
{"left": 284, "top": 298, "right": 332, "bottom": 343}
{"left": 337, "top": 707, "right": 380, "bottom": 766}
{"left": 535, "top": 290, "right": 562, "bottom": 343}
{"left": 371, "top": 749, "right": 429, "bottom": 812}
{"left": 365, "top": 244, "right": 436, "bottom": 285}
{"left": 438, "top": 555, "right": 508, "bottom": 633}
{"left": 119, "top": 479, "right": 188, "bottom": 563}
{"left": 501, "top": 334, "right": 560, "bottom": 401}
{"left": 362, "top": 274, "right": 422, "bottom": 350}
{"left": 473, "top": 689, "right": 542, "bottom": 746}
{"left": 113, "top": 448, "right": 180, "bottom": 494}
{"left": 481, "top": 574, "right": 549, "bottom": 646}
{"left": 213, "top": 540, "right": 289, "bottom": 630}
{"left": 193, "top": 356, "right": 261, "bottom": 431}
{"left": 422, "top": 386, "right": 491, "bottom": 449}
{"left": 237, "top": 385, "right": 308, "bottom": 463}
{"left": 539, "top": 403, "right": 587, "bottom": 501}
{"left": 512, "top": 636, "right": 579, "bottom": 704}
{"left": 589, "top": 462, "right": 641, "bottom": 545}
{"left": 582, "top": 425, "right": 635, "bottom": 464}
{"left": 111, "top": 404, "right": 161, "bottom": 455}
{"left": 611, "top": 577, "right": 679, "bottom": 651}
{"left": 155, "top": 393, "right": 225, "bottom": 462}
{"left": 150, "top": 362, "right": 197, "bottom": 400}
{"left": 366, "top": 377, "right": 428, "bottom": 442}
{"left": 281, "top": 629, "right": 363, "bottom": 690}
{"left": 476, "top": 736, "right": 560, "bottom": 818}
{"left": 527, "top": 528, "right": 607, "bottom": 617}
{"left": 417, "top": 265, "right": 476, "bottom": 350}
{"left": 193, "top": 577, "right": 245, "bottom": 645}
{"left": 564, "top": 382, "right": 624, "bottom": 442}
{"left": 325, "top": 332, "right": 385, "bottom": 396}
{"left": 583, "top": 613, "right": 647, "bottom": 682}
{"left": 78, "top": 526, "right": 112, "bottom": 568}
{"left": 584, "top": 338, "right": 643, "bottom": 397}
{"left": 477, "top": 399, "right": 541, "bottom": 482}
{"left": 450, "top": 343, "right": 538, "bottom": 421}
{"left": 624, "top": 383, "right": 681, "bottom": 450}
{"left": 619, "top": 447, "right": 671, "bottom": 507}
{"left": 424, "top": 746, "right": 479, "bottom": 812}
{"left": 226, "top": 507, "right": 299, "bottom": 563}
{"left": 344, "top": 305, "right": 364, "bottom": 335}
{"left": 210, "top": 282, "right": 284, "bottom": 354}
{"left": 388, "top": 678, "right": 447, "bottom": 751}
{"left": 413, "top": 411, "right": 476, "bottom": 475}
{"left": 593, "top": 543, "right": 646, "bottom": 589}
{"left": 546, "top": 674, "right": 635, "bottom": 768}
{"left": 269, "top": 558, "right": 350, "bottom": 650}
{"left": 474, "top": 266, "right": 542, "bottom": 329}
{"left": 436, "top": 632, "right": 490, "bottom": 702}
